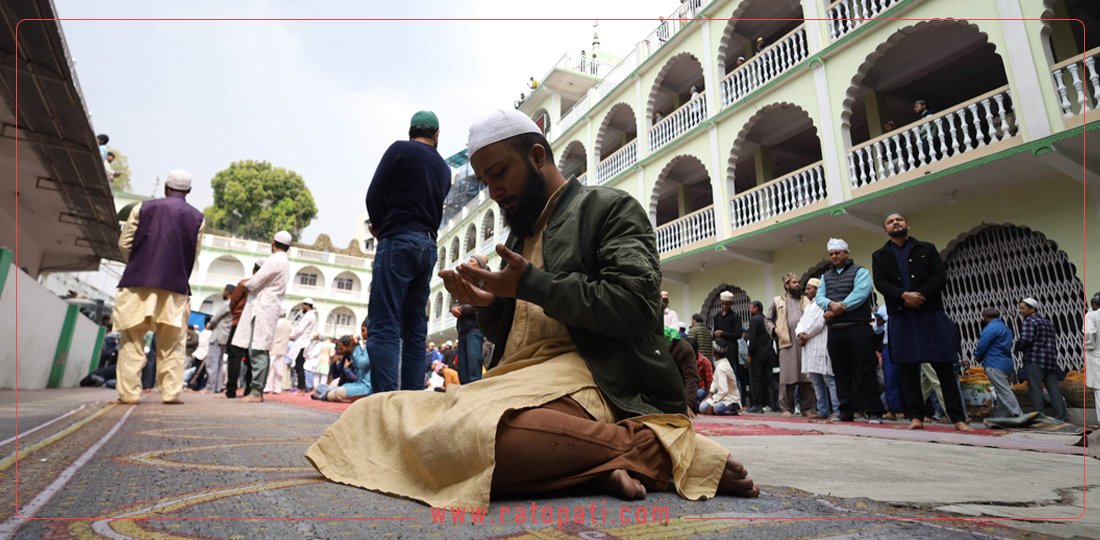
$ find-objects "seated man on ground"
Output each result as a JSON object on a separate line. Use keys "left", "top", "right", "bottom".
{"left": 305, "top": 109, "right": 757, "bottom": 509}
{"left": 312, "top": 324, "right": 373, "bottom": 403}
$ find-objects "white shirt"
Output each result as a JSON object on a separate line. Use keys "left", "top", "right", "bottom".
{"left": 288, "top": 309, "right": 318, "bottom": 361}
{"left": 193, "top": 329, "right": 211, "bottom": 360}
{"left": 663, "top": 307, "right": 680, "bottom": 330}
{"left": 230, "top": 251, "right": 290, "bottom": 351}
{"left": 795, "top": 301, "right": 831, "bottom": 376}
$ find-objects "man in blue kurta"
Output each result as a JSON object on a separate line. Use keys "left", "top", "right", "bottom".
{"left": 871, "top": 212, "right": 973, "bottom": 431}
{"left": 112, "top": 170, "right": 205, "bottom": 404}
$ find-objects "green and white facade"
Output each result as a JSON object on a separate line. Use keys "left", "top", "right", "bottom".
{"left": 429, "top": 0, "right": 1098, "bottom": 371}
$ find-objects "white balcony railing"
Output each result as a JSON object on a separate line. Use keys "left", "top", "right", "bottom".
{"left": 719, "top": 25, "right": 808, "bottom": 109}
{"left": 293, "top": 248, "right": 329, "bottom": 262}
{"left": 577, "top": 172, "right": 589, "bottom": 185}
{"left": 729, "top": 162, "right": 826, "bottom": 229}
{"left": 655, "top": 205, "right": 716, "bottom": 255}
{"left": 649, "top": 93, "right": 708, "bottom": 152}
{"left": 847, "top": 86, "right": 1017, "bottom": 190}
{"left": 642, "top": 0, "right": 705, "bottom": 54}
{"left": 596, "top": 139, "right": 638, "bottom": 185}
{"left": 826, "top": 0, "right": 901, "bottom": 41}
{"left": 1051, "top": 46, "right": 1100, "bottom": 119}
{"left": 334, "top": 254, "right": 369, "bottom": 268}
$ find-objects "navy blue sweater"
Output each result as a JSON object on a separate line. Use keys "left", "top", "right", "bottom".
{"left": 365, "top": 140, "right": 452, "bottom": 239}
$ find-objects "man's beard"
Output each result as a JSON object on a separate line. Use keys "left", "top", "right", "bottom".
{"left": 502, "top": 161, "right": 549, "bottom": 238}
{"left": 787, "top": 286, "right": 802, "bottom": 298}
{"left": 887, "top": 227, "right": 909, "bottom": 238}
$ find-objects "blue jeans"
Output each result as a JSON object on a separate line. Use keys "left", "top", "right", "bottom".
{"left": 808, "top": 372, "right": 840, "bottom": 415}
{"left": 457, "top": 330, "right": 484, "bottom": 384}
{"left": 367, "top": 232, "right": 437, "bottom": 392}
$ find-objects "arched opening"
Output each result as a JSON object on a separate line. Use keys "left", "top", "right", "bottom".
{"left": 716, "top": 0, "right": 808, "bottom": 108}
{"left": 799, "top": 259, "right": 832, "bottom": 288}
{"left": 433, "top": 292, "right": 444, "bottom": 319}
{"left": 482, "top": 210, "right": 496, "bottom": 241}
{"left": 198, "top": 293, "right": 222, "bottom": 315}
{"left": 294, "top": 265, "right": 326, "bottom": 291}
{"left": 595, "top": 103, "right": 639, "bottom": 184}
{"left": 1042, "top": 0, "right": 1100, "bottom": 117}
{"left": 438, "top": 247, "right": 447, "bottom": 272}
{"left": 450, "top": 237, "right": 461, "bottom": 263}
{"left": 843, "top": 21, "right": 1015, "bottom": 188}
{"left": 701, "top": 284, "right": 751, "bottom": 332}
{"left": 325, "top": 306, "right": 357, "bottom": 338}
{"left": 206, "top": 255, "right": 245, "bottom": 284}
{"left": 557, "top": 140, "right": 588, "bottom": 180}
{"left": 650, "top": 155, "right": 715, "bottom": 254}
{"left": 332, "top": 271, "right": 362, "bottom": 296}
{"left": 943, "top": 224, "right": 1085, "bottom": 372}
{"left": 464, "top": 223, "right": 478, "bottom": 255}
{"left": 726, "top": 103, "right": 826, "bottom": 228}
{"left": 532, "top": 108, "right": 551, "bottom": 135}
{"left": 647, "top": 53, "right": 706, "bottom": 152}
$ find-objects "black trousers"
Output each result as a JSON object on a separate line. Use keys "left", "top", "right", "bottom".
{"left": 900, "top": 362, "right": 967, "bottom": 423}
{"left": 294, "top": 350, "right": 307, "bottom": 390}
{"left": 748, "top": 354, "right": 775, "bottom": 408}
{"left": 224, "top": 325, "right": 251, "bottom": 397}
{"left": 827, "top": 324, "right": 884, "bottom": 419}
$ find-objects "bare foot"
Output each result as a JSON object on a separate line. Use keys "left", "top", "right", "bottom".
{"left": 240, "top": 394, "right": 263, "bottom": 403}
{"left": 717, "top": 456, "right": 759, "bottom": 498}
{"left": 954, "top": 421, "right": 975, "bottom": 432}
{"left": 908, "top": 419, "right": 924, "bottom": 430}
{"left": 595, "top": 469, "right": 647, "bottom": 500}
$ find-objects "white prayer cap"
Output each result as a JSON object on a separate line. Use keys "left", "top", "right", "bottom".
{"left": 165, "top": 169, "right": 192, "bottom": 191}
{"left": 303, "top": 298, "right": 315, "bottom": 306}
{"left": 1022, "top": 297, "right": 1042, "bottom": 310}
{"left": 719, "top": 291, "right": 734, "bottom": 302}
{"left": 827, "top": 238, "right": 849, "bottom": 252}
{"left": 254, "top": 258, "right": 267, "bottom": 268}
{"left": 274, "top": 230, "right": 292, "bottom": 245}
{"left": 467, "top": 109, "right": 542, "bottom": 160}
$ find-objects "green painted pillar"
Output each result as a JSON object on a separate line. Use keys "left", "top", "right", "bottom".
{"left": 88, "top": 326, "right": 106, "bottom": 375}
{"left": 0, "top": 247, "right": 13, "bottom": 301}
{"left": 48, "top": 304, "right": 80, "bottom": 388}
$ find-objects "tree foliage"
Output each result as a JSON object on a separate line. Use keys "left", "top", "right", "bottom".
{"left": 204, "top": 160, "right": 318, "bottom": 242}
{"left": 107, "top": 146, "right": 132, "bottom": 191}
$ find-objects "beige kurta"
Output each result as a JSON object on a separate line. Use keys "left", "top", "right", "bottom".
{"left": 305, "top": 186, "right": 728, "bottom": 509}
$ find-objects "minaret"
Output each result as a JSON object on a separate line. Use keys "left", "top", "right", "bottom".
{"left": 591, "top": 21, "right": 601, "bottom": 53}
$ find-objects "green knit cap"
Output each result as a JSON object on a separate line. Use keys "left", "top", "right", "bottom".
{"left": 410, "top": 110, "right": 439, "bottom": 129}
{"left": 663, "top": 327, "right": 679, "bottom": 346}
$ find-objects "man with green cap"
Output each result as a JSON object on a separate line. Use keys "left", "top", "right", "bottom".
{"left": 364, "top": 110, "right": 452, "bottom": 393}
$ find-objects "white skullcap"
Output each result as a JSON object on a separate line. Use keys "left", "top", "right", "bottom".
{"left": 1022, "top": 297, "right": 1042, "bottom": 310}
{"left": 719, "top": 291, "right": 735, "bottom": 302}
{"left": 302, "top": 298, "right": 315, "bottom": 306}
{"left": 165, "top": 169, "right": 192, "bottom": 191}
{"left": 827, "top": 238, "right": 849, "bottom": 252}
{"left": 274, "top": 230, "right": 292, "bottom": 245}
{"left": 254, "top": 257, "right": 267, "bottom": 268}
{"left": 467, "top": 109, "right": 542, "bottom": 159}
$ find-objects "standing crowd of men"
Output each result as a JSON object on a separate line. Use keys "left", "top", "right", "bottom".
{"left": 107, "top": 106, "right": 1092, "bottom": 512}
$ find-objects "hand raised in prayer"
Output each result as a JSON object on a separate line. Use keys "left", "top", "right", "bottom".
{"left": 439, "top": 269, "right": 495, "bottom": 307}
{"left": 455, "top": 244, "right": 530, "bottom": 300}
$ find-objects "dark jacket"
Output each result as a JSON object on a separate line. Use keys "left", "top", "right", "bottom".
{"left": 871, "top": 237, "right": 946, "bottom": 315}
{"left": 478, "top": 179, "right": 686, "bottom": 416}
{"left": 669, "top": 338, "right": 700, "bottom": 412}
{"left": 747, "top": 312, "right": 776, "bottom": 362}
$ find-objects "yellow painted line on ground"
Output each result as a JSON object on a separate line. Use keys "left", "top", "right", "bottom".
{"left": 123, "top": 442, "right": 314, "bottom": 473}
{"left": 0, "top": 404, "right": 115, "bottom": 471}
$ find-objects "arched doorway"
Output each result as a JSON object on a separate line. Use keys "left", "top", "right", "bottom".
{"left": 650, "top": 154, "right": 715, "bottom": 254}
{"left": 481, "top": 210, "right": 496, "bottom": 242}
{"left": 943, "top": 224, "right": 1085, "bottom": 371}
{"left": 325, "top": 307, "right": 357, "bottom": 338}
{"left": 558, "top": 140, "right": 587, "bottom": 180}
{"left": 716, "top": 0, "right": 808, "bottom": 108}
{"left": 726, "top": 102, "right": 826, "bottom": 229}
{"left": 647, "top": 53, "right": 706, "bottom": 152}
{"left": 701, "top": 284, "right": 752, "bottom": 332}
{"left": 595, "top": 103, "right": 639, "bottom": 184}
{"left": 206, "top": 255, "right": 245, "bottom": 284}
{"left": 843, "top": 21, "right": 1015, "bottom": 189}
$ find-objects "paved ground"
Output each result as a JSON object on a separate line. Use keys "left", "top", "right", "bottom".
{"left": 0, "top": 388, "right": 1096, "bottom": 539}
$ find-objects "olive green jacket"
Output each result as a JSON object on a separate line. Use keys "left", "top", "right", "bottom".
{"left": 478, "top": 178, "right": 686, "bottom": 416}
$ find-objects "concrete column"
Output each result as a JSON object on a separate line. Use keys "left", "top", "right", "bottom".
{"left": 699, "top": 20, "right": 718, "bottom": 119}
{"left": 799, "top": 0, "right": 825, "bottom": 54}
{"left": 709, "top": 125, "right": 732, "bottom": 239}
{"left": 996, "top": 0, "right": 1055, "bottom": 140}
{"left": 812, "top": 59, "right": 848, "bottom": 204}
{"left": 863, "top": 89, "right": 885, "bottom": 138}
{"left": 754, "top": 146, "right": 773, "bottom": 185}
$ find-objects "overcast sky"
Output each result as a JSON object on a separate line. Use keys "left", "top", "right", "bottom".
{"left": 54, "top": 0, "right": 676, "bottom": 246}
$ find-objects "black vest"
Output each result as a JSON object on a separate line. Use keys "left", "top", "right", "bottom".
{"left": 823, "top": 260, "right": 872, "bottom": 325}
